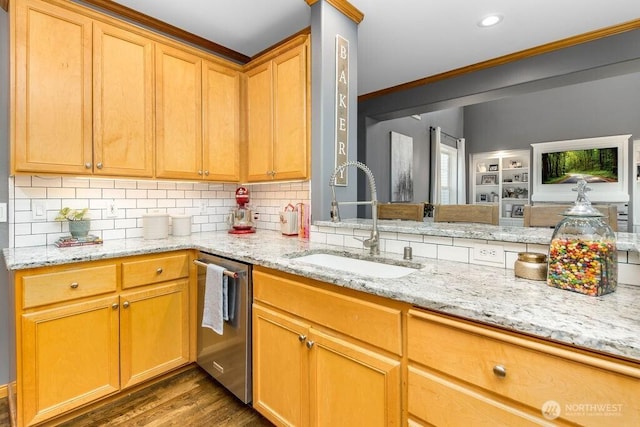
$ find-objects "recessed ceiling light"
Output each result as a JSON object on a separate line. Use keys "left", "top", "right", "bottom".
{"left": 479, "top": 14, "right": 503, "bottom": 27}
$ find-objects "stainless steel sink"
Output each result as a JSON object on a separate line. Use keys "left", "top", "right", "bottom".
{"left": 288, "top": 250, "right": 419, "bottom": 278}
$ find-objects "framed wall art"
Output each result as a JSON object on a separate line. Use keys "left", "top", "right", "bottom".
{"left": 390, "top": 131, "right": 414, "bottom": 202}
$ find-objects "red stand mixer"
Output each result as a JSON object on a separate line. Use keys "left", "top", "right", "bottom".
{"left": 228, "top": 187, "right": 256, "bottom": 234}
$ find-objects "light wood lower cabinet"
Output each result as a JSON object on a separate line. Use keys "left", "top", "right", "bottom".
{"left": 407, "top": 309, "right": 640, "bottom": 427}
{"left": 13, "top": 251, "right": 194, "bottom": 427}
{"left": 21, "top": 295, "right": 120, "bottom": 425}
{"left": 252, "top": 267, "right": 403, "bottom": 427}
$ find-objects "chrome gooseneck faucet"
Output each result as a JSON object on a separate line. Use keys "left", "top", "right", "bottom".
{"left": 329, "top": 161, "right": 380, "bottom": 255}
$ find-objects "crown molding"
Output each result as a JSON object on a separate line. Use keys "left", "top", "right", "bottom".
{"left": 80, "top": 0, "right": 251, "bottom": 63}
{"left": 306, "top": 0, "right": 364, "bottom": 24}
{"left": 359, "top": 18, "right": 640, "bottom": 102}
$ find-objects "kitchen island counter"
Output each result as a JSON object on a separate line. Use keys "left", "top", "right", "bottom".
{"left": 4, "top": 230, "right": 639, "bottom": 362}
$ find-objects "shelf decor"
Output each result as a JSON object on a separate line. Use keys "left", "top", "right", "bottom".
{"left": 481, "top": 174, "right": 497, "bottom": 185}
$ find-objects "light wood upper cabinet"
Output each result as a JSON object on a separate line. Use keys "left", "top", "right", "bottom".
{"left": 202, "top": 60, "right": 241, "bottom": 181}
{"left": 155, "top": 43, "right": 203, "bottom": 180}
{"left": 272, "top": 41, "right": 309, "bottom": 181}
{"left": 12, "top": 0, "right": 93, "bottom": 174}
{"left": 93, "top": 22, "right": 154, "bottom": 177}
{"left": 245, "top": 35, "right": 310, "bottom": 182}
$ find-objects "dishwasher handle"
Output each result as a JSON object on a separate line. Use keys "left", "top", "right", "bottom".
{"left": 193, "top": 259, "right": 241, "bottom": 279}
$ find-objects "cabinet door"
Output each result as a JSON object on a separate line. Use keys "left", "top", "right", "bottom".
{"left": 309, "top": 329, "right": 401, "bottom": 427}
{"left": 12, "top": 0, "right": 93, "bottom": 174}
{"left": 202, "top": 60, "right": 240, "bottom": 181}
{"left": 245, "top": 61, "right": 274, "bottom": 182}
{"left": 120, "top": 280, "right": 190, "bottom": 389}
{"left": 93, "top": 22, "right": 154, "bottom": 177}
{"left": 272, "top": 41, "right": 309, "bottom": 181}
{"left": 252, "top": 304, "right": 310, "bottom": 427}
{"left": 155, "top": 44, "right": 203, "bottom": 180}
{"left": 21, "top": 296, "right": 120, "bottom": 425}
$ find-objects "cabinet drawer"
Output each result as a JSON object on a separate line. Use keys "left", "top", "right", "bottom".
{"left": 253, "top": 269, "right": 402, "bottom": 355}
{"left": 122, "top": 253, "right": 189, "bottom": 289}
{"left": 408, "top": 309, "right": 640, "bottom": 426}
{"left": 22, "top": 264, "right": 117, "bottom": 309}
{"left": 408, "top": 366, "right": 563, "bottom": 427}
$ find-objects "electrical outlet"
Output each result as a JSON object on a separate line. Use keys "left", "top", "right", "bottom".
{"left": 32, "top": 200, "right": 46, "bottom": 221}
{"left": 473, "top": 244, "right": 505, "bottom": 263}
{"left": 106, "top": 200, "right": 118, "bottom": 218}
{"left": 199, "top": 199, "right": 208, "bottom": 214}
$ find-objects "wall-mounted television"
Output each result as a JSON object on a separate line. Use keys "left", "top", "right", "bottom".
{"left": 541, "top": 147, "right": 618, "bottom": 184}
{"left": 531, "top": 135, "right": 630, "bottom": 203}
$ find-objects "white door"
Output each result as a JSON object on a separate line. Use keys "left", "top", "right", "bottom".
{"left": 431, "top": 126, "right": 465, "bottom": 205}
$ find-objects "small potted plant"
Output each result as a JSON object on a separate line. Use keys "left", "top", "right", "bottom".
{"left": 56, "top": 207, "right": 91, "bottom": 238}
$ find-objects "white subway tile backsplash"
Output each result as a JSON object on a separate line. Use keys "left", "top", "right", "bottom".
{"left": 411, "top": 242, "right": 437, "bottom": 259}
{"left": 438, "top": 245, "right": 470, "bottom": 263}
{"left": 9, "top": 176, "right": 310, "bottom": 248}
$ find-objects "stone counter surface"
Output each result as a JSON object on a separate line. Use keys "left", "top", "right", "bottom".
{"left": 3, "top": 230, "right": 639, "bottom": 362}
{"left": 315, "top": 218, "right": 640, "bottom": 252}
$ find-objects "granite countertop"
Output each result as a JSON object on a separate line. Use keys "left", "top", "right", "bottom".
{"left": 3, "top": 230, "right": 639, "bottom": 362}
{"left": 315, "top": 218, "right": 640, "bottom": 252}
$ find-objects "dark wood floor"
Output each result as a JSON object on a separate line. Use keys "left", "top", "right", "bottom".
{"left": 0, "top": 396, "right": 9, "bottom": 427}
{"left": 1, "top": 366, "right": 273, "bottom": 427}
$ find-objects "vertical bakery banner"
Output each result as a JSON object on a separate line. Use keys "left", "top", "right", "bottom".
{"left": 334, "top": 35, "right": 349, "bottom": 186}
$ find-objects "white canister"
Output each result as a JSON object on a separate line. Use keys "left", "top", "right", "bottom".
{"left": 171, "top": 214, "right": 192, "bottom": 236}
{"left": 143, "top": 212, "right": 169, "bottom": 239}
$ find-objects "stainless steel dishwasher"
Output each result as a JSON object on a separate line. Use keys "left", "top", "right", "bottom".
{"left": 195, "top": 252, "right": 252, "bottom": 404}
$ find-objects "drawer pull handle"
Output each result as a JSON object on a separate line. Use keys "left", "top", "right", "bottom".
{"left": 112, "top": 303, "right": 119, "bottom": 310}
{"left": 70, "top": 282, "right": 79, "bottom": 289}
{"left": 298, "top": 334, "right": 307, "bottom": 342}
{"left": 156, "top": 268, "right": 163, "bottom": 274}
{"left": 493, "top": 365, "right": 507, "bottom": 378}
{"left": 306, "top": 340, "right": 314, "bottom": 349}
{"left": 123, "top": 301, "right": 130, "bottom": 309}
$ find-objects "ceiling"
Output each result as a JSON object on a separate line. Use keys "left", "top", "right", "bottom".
{"left": 111, "top": 0, "right": 640, "bottom": 96}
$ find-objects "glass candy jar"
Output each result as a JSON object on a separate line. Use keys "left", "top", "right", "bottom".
{"left": 547, "top": 180, "right": 617, "bottom": 296}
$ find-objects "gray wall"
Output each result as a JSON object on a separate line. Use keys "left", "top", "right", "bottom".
{"left": 1, "top": 8, "right": 11, "bottom": 386}
{"left": 309, "top": 2, "right": 358, "bottom": 221}
{"left": 365, "top": 108, "right": 463, "bottom": 206}
{"left": 464, "top": 73, "right": 640, "bottom": 153}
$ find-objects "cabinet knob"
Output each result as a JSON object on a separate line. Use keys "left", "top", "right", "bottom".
{"left": 69, "top": 282, "right": 79, "bottom": 289}
{"left": 298, "top": 334, "right": 307, "bottom": 342}
{"left": 204, "top": 170, "right": 209, "bottom": 176}
{"left": 123, "top": 301, "right": 130, "bottom": 309}
{"left": 96, "top": 162, "right": 103, "bottom": 169}
{"left": 112, "top": 303, "right": 119, "bottom": 310}
{"left": 198, "top": 170, "right": 203, "bottom": 175}
{"left": 306, "top": 340, "right": 314, "bottom": 349}
{"left": 493, "top": 364, "right": 507, "bottom": 378}
{"left": 156, "top": 267, "right": 163, "bottom": 274}
{"left": 85, "top": 162, "right": 92, "bottom": 169}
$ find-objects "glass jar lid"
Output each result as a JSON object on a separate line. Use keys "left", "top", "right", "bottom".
{"left": 563, "top": 179, "right": 603, "bottom": 217}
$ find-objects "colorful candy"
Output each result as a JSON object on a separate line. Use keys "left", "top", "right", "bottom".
{"left": 547, "top": 238, "right": 617, "bottom": 296}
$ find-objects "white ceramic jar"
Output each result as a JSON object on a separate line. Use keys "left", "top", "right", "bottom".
{"left": 143, "top": 213, "right": 169, "bottom": 239}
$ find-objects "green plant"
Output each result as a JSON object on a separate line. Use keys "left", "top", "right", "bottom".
{"left": 55, "top": 207, "right": 90, "bottom": 221}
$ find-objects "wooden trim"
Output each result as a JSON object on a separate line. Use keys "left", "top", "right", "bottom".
{"left": 79, "top": 0, "right": 250, "bottom": 63}
{"left": 249, "top": 27, "right": 311, "bottom": 62}
{"left": 0, "top": 383, "right": 7, "bottom": 399}
{"left": 0, "top": 0, "right": 8, "bottom": 12}
{"left": 359, "top": 18, "right": 640, "bottom": 102}
{"left": 306, "top": 0, "right": 363, "bottom": 24}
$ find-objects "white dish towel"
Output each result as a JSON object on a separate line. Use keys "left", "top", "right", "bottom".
{"left": 202, "top": 263, "right": 228, "bottom": 335}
